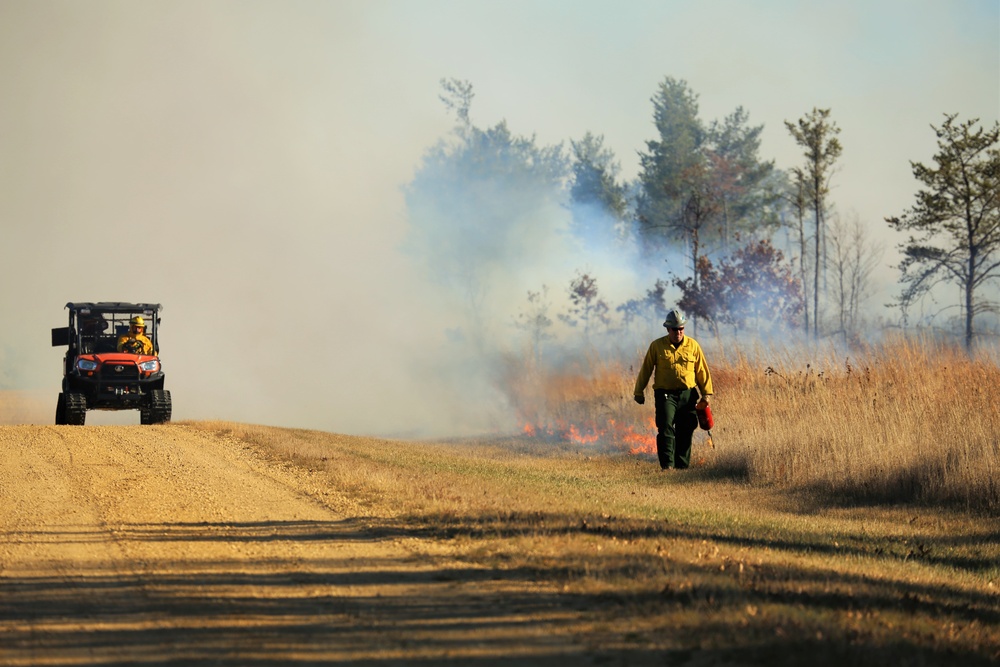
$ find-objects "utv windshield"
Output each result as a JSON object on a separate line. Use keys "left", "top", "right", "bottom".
{"left": 71, "top": 305, "right": 160, "bottom": 355}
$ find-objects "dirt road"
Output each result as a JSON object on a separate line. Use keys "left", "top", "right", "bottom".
{"left": 0, "top": 424, "right": 591, "bottom": 666}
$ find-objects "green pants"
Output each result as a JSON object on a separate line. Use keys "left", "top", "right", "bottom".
{"left": 654, "top": 387, "right": 698, "bottom": 469}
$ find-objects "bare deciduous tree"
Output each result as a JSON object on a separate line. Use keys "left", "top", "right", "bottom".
{"left": 785, "top": 108, "right": 843, "bottom": 340}
{"left": 828, "top": 212, "right": 884, "bottom": 342}
{"left": 514, "top": 287, "right": 554, "bottom": 366}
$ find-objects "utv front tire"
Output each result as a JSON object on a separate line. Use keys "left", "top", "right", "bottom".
{"left": 145, "top": 389, "right": 172, "bottom": 425}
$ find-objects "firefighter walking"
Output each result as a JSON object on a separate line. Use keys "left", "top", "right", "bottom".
{"left": 633, "top": 308, "right": 713, "bottom": 470}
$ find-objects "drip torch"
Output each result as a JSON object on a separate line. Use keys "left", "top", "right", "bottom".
{"left": 696, "top": 400, "right": 715, "bottom": 449}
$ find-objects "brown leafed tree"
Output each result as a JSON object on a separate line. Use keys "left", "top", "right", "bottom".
{"left": 674, "top": 240, "right": 803, "bottom": 336}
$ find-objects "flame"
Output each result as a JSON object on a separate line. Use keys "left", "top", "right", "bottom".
{"left": 518, "top": 416, "right": 656, "bottom": 455}
{"left": 621, "top": 417, "right": 657, "bottom": 455}
{"left": 568, "top": 423, "right": 601, "bottom": 444}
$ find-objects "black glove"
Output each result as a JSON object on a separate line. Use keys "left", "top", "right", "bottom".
{"left": 634, "top": 394, "right": 645, "bottom": 405}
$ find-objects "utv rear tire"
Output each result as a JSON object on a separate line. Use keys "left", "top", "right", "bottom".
{"left": 55, "top": 393, "right": 67, "bottom": 425}
{"left": 64, "top": 392, "right": 87, "bottom": 426}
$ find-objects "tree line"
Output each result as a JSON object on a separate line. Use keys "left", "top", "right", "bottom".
{"left": 406, "top": 77, "right": 1000, "bottom": 351}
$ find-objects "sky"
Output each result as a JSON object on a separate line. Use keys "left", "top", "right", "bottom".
{"left": 0, "top": 0, "right": 997, "bottom": 435}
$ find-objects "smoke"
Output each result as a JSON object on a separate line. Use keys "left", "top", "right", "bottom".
{"left": 398, "top": 109, "right": 716, "bottom": 438}
{"left": 2, "top": 3, "right": 995, "bottom": 434}
{"left": 0, "top": 4, "right": 670, "bottom": 437}
{"left": 0, "top": 3, "right": 441, "bottom": 433}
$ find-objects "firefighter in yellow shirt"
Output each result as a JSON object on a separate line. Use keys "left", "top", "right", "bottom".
{"left": 117, "top": 316, "right": 154, "bottom": 355}
{"left": 633, "top": 308, "right": 713, "bottom": 470}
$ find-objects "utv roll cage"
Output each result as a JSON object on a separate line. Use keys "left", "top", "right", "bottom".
{"left": 52, "top": 302, "right": 161, "bottom": 371}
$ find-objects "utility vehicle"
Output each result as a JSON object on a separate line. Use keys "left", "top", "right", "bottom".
{"left": 51, "top": 302, "right": 170, "bottom": 425}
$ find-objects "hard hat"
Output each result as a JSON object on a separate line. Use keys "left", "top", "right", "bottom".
{"left": 663, "top": 308, "right": 687, "bottom": 328}
{"left": 130, "top": 315, "right": 145, "bottom": 328}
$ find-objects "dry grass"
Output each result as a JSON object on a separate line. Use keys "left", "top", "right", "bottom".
{"left": 181, "top": 417, "right": 1000, "bottom": 664}
{"left": 713, "top": 335, "right": 1000, "bottom": 513}
{"left": 499, "top": 351, "right": 658, "bottom": 450}
{"left": 504, "top": 335, "right": 1000, "bottom": 514}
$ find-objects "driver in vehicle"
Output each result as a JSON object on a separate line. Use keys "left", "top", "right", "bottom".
{"left": 118, "top": 316, "right": 154, "bottom": 355}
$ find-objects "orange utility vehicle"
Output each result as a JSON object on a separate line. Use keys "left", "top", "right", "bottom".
{"left": 52, "top": 302, "right": 171, "bottom": 425}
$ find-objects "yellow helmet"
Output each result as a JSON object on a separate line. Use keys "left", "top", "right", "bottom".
{"left": 130, "top": 315, "right": 145, "bottom": 328}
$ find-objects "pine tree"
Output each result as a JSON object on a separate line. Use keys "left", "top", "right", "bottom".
{"left": 887, "top": 114, "right": 1000, "bottom": 350}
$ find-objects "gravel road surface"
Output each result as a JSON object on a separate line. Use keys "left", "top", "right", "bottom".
{"left": 0, "top": 424, "right": 584, "bottom": 666}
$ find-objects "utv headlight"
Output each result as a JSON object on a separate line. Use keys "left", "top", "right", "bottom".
{"left": 138, "top": 359, "right": 160, "bottom": 372}
{"left": 77, "top": 359, "right": 98, "bottom": 371}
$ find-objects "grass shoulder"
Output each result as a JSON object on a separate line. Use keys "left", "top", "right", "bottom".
{"left": 183, "top": 420, "right": 1000, "bottom": 664}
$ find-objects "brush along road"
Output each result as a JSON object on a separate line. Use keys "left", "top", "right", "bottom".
{"left": 0, "top": 424, "right": 608, "bottom": 665}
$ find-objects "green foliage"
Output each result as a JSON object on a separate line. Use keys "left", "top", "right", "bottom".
{"left": 784, "top": 109, "right": 843, "bottom": 198}
{"left": 569, "top": 132, "right": 628, "bottom": 242}
{"left": 411, "top": 78, "right": 836, "bottom": 346}
{"left": 636, "top": 77, "right": 706, "bottom": 252}
{"left": 438, "top": 78, "right": 474, "bottom": 135}
{"left": 557, "top": 272, "right": 611, "bottom": 344}
{"left": 886, "top": 114, "right": 1000, "bottom": 349}
{"left": 637, "top": 78, "right": 783, "bottom": 283}
{"left": 706, "top": 107, "right": 780, "bottom": 247}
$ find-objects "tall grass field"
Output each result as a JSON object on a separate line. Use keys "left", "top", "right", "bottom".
{"left": 503, "top": 335, "right": 1000, "bottom": 513}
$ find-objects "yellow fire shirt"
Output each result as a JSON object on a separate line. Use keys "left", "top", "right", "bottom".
{"left": 117, "top": 334, "right": 154, "bottom": 355}
{"left": 633, "top": 335, "right": 713, "bottom": 396}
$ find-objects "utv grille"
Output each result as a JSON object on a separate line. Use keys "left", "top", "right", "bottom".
{"left": 100, "top": 363, "right": 139, "bottom": 381}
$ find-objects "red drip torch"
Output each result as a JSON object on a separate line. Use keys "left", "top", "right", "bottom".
{"left": 696, "top": 401, "right": 715, "bottom": 449}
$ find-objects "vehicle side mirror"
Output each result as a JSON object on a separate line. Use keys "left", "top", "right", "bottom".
{"left": 51, "top": 327, "right": 70, "bottom": 347}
